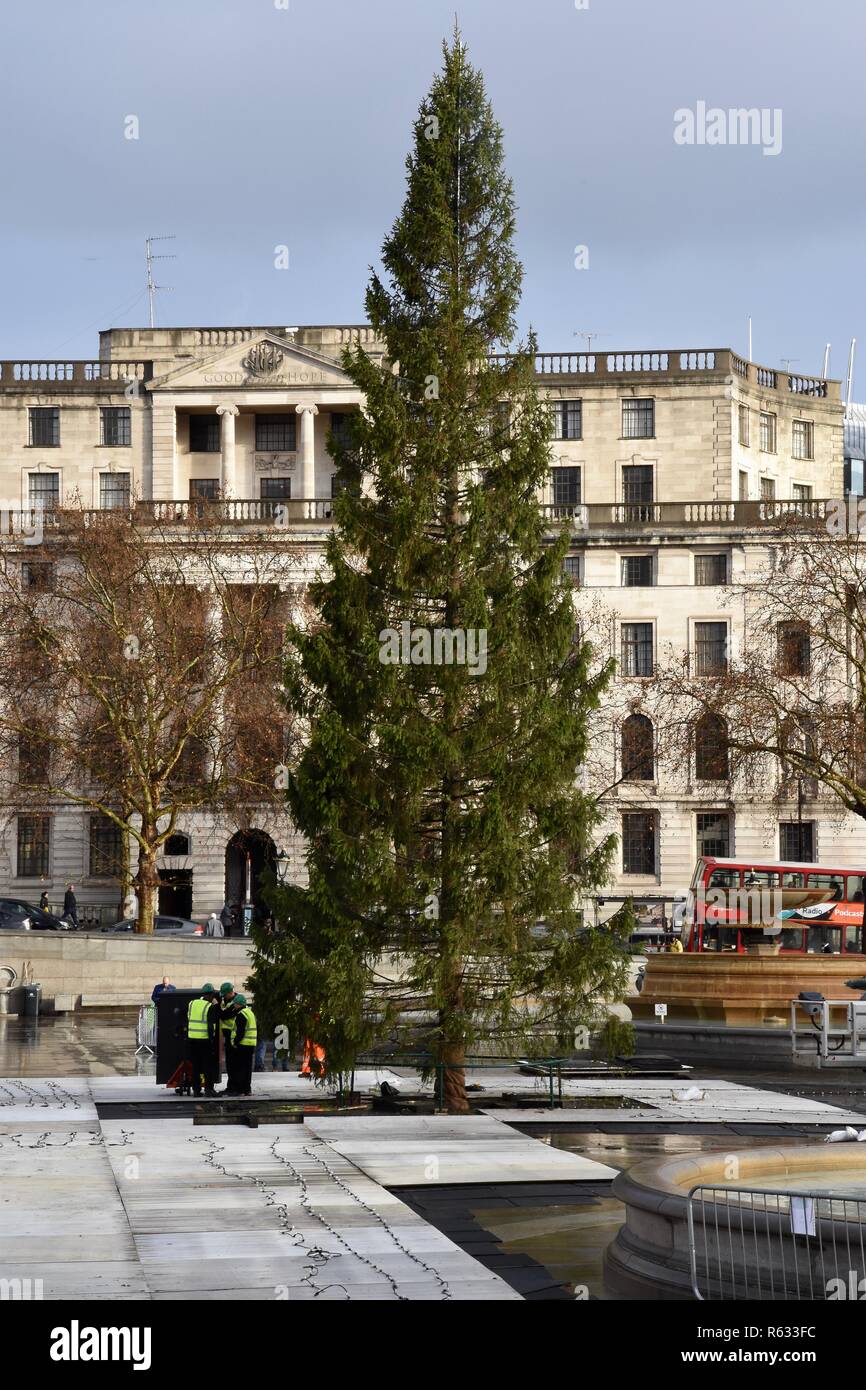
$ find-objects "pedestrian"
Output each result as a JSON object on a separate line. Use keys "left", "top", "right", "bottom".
{"left": 151, "top": 976, "right": 175, "bottom": 1004}
{"left": 39, "top": 890, "right": 49, "bottom": 913}
{"left": 218, "top": 982, "right": 236, "bottom": 1089}
{"left": 62, "top": 883, "right": 78, "bottom": 928}
{"left": 186, "top": 983, "right": 219, "bottom": 1098}
{"left": 219, "top": 901, "right": 233, "bottom": 937}
{"left": 225, "top": 994, "right": 257, "bottom": 1097}
{"left": 205, "top": 911, "right": 223, "bottom": 938}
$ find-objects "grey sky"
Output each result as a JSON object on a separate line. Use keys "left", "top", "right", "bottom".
{"left": 1, "top": 0, "right": 862, "bottom": 385}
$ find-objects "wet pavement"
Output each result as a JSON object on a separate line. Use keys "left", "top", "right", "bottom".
{"left": 0, "top": 1011, "right": 154, "bottom": 1078}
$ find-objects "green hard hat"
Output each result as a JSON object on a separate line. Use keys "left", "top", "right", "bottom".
{"left": 219, "top": 982, "right": 234, "bottom": 995}
{"left": 201, "top": 982, "right": 216, "bottom": 994}
{"left": 233, "top": 994, "right": 247, "bottom": 1007}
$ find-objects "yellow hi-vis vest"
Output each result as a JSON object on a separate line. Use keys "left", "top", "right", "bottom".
{"left": 231, "top": 1007, "right": 257, "bottom": 1048}
{"left": 220, "top": 1005, "right": 234, "bottom": 1033}
{"left": 187, "top": 997, "right": 212, "bottom": 1041}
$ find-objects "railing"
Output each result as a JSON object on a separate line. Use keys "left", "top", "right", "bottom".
{"left": 790, "top": 997, "right": 866, "bottom": 1067}
{"left": 688, "top": 1182, "right": 866, "bottom": 1300}
{"left": 538, "top": 498, "right": 829, "bottom": 530}
{"left": 0, "top": 497, "right": 840, "bottom": 539}
{"left": 0, "top": 360, "right": 153, "bottom": 387}
{"left": 486, "top": 348, "right": 840, "bottom": 399}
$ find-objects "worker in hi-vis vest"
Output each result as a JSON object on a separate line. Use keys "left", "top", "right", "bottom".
{"left": 186, "top": 984, "right": 220, "bottom": 1097}
{"left": 218, "top": 982, "right": 236, "bottom": 1086}
{"left": 222, "top": 994, "right": 257, "bottom": 1097}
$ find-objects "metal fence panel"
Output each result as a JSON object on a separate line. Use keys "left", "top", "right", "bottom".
{"left": 688, "top": 1184, "right": 866, "bottom": 1300}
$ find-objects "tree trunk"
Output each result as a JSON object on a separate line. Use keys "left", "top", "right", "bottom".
{"left": 135, "top": 841, "right": 159, "bottom": 935}
{"left": 442, "top": 1037, "right": 469, "bottom": 1114}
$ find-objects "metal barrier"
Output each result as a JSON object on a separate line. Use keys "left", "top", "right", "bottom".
{"left": 688, "top": 1183, "right": 866, "bottom": 1300}
{"left": 790, "top": 997, "right": 866, "bottom": 1067}
{"left": 135, "top": 1003, "right": 157, "bottom": 1056}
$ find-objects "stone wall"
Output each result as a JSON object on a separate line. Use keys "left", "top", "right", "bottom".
{"left": 0, "top": 931, "right": 255, "bottom": 1013}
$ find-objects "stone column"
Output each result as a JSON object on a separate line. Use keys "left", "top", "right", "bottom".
{"left": 295, "top": 404, "right": 319, "bottom": 515}
{"left": 216, "top": 404, "right": 239, "bottom": 498}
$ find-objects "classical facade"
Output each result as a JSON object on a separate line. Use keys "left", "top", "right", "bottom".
{"left": 0, "top": 327, "right": 852, "bottom": 922}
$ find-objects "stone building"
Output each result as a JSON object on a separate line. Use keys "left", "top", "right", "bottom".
{"left": 0, "top": 328, "right": 851, "bottom": 922}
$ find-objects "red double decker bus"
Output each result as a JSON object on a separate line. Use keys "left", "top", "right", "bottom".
{"left": 685, "top": 857, "right": 866, "bottom": 955}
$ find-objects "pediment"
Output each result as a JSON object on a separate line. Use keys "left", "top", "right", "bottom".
{"left": 148, "top": 333, "right": 354, "bottom": 391}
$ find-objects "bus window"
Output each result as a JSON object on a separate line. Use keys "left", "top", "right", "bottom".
{"left": 807, "top": 874, "right": 844, "bottom": 897}
{"left": 780, "top": 927, "right": 805, "bottom": 950}
{"left": 845, "top": 923, "right": 864, "bottom": 953}
{"left": 847, "top": 876, "right": 865, "bottom": 902}
{"left": 708, "top": 869, "right": 739, "bottom": 888}
{"left": 807, "top": 925, "right": 839, "bottom": 954}
{"left": 782, "top": 872, "right": 804, "bottom": 887}
{"left": 744, "top": 870, "right": 780, "bottom": 887}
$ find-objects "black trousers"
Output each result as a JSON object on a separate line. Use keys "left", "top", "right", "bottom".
{"left": 188, "top": 1039, "right": 217, "bottom": 1095}
{"left": 232, "top": 1047, "right": 254, "bottom": 1095}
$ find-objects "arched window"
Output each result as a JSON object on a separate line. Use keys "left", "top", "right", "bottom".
{"left": 695, "top": 712, "right": 729, "bottom": 781}
{"left": 164, "top": 833, "right": 191, "bottom": 857}
{"left": 622, "top": 713, "right": 654, "bottom": 781}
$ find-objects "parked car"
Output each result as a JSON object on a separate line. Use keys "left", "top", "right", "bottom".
{"left": 0, "top": 905, "right": 32, "bottom": 930}
{"left": 0, "top": 897, "right": 71, "bottom": 930}
{"left": 103, "top": 915, "right": 204, "bottom": 937}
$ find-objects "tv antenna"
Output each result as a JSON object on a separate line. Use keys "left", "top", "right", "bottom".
{"left": 780, "top": 358, "right": 799, "bottom": 374}
{"left": 573, "top": 331, "right": 605, "bottom": 353}
{"left": 145, "top": 236, "right": 176, "bottom": 328}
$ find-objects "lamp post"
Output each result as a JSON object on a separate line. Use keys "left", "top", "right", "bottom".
{"left": 276, "top": 847, "right": 290, "bottom": 885}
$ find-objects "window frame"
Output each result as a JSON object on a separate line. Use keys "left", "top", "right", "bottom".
{"left": 16, "top": 814, "right": 50, "bottom": 878}
{"left": 99, "top": 406, "right": 132, "bottom": 448}
{"left": 255, "top": 413, "right": 297, "bottom": 453}
{"left": 622, "top": 811, "right": 657, "bottom": 876}
{"left": 621, "top": 398, "right": 655, "bottom": 440}
{"left": 28, "top": 407, "right": 60, "bottom": 448}
{"left": 620, "top": 621, "right": 655, "bottom": 678}
{"left": 551, "top": 400, "right": 583, "bottom": 441}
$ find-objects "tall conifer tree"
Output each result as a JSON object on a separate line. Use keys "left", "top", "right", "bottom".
{"left": 252, "top": 33, "right": 627, "bottom": 1111}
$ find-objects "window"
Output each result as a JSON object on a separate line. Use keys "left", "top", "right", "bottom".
{"left": 28, "top": 473, "right": 60, "bottom": 509}
{"left": 777, "top": 621, "right": 811, "bottom": 675}
{"left": 738, "top": 470, "right": 749, "bottom": 501}
{"left": 99, "top": 472, "right": 131, "bottom": 509}
{"left": 331, "top": 472, "right": 358, "bottom": 500}
{"left": 738, "top": 404, "right": 750, "bottom": 447}
{"left": 551, "top": 466, "right": 581, "bottom": 507}
{"left": 164, "top": 833, "right": 190, "bottom": 857}
{"left": 620, "top": 622, "right": 654, "bottom": 677}
{"left": 622, "top": 399, "right": 654, "bottom": 439}
{"left": 780, "top": 821, "right": 816, "bottom": 861}
{"left": 697, "top": 811, "right": 731, "bottom": 859}
{"left": 89, "top": 814, "right": 123, "bottom": 879}
{"left": 621, "top": 554, "right": 654, "bottom": 587}
{"left": 329, "top": 413, "right": 353, "bottom": 446}
{"left": 793, "top": 483, "right": 813, "bottom": 501}
{"left": 693, "top": 622, "right": 727, "bottom": 675}
{"left": 695, "top": 553, "right": 728, "bottom": 585}
{"left": 562, "top": 555, "right": 582, "bottom": 586}
{"left": 189, "top": 478, "right": 220, "bottom": 500}
{"left": 189, "top": 415, "right": 220, "bottom": 452}
{"left": 621, "top": 464, "right": 654, "bottom": 520}
{"left": 622, "top": 812, "right": 656, "bottom": 875}
{"left": 759, "top": 411, "right": 776, "bottom": 453}
{"left": 760, "top": 476, "right": 776, "bottom": 501}
{"left": 18, "top": 730, "right": 48, "bottom": 784}
{"left": 260, "top": 477, "right": 291, "bottom": 499}
{"left": 780, "top": 714, "right": 819, "bottom": 799}
{"left": 29, "top": 407, "right": 59, "bottom": 447}
{"left": 17, "top": 814, "right": 49, "bottom": 877}
{"left": 551, "top": 400, "right": 582, "bottom": 440}
{"left": 622, "top": 713, "right": 654, "bottom": 781}
{"left": 100, "top": 406, "right": 131, "bottom": 447}
{"left": 695, "top": 712, "right": 729, "bottom": 780}
{"left": 255, "top": 414, "right": 296, "bottom": 452}
{"left": 792, "top": 420, "right": 814, "bottom": 461}
{"left": 22, "top": 561, "right": 54, "bottom": 592}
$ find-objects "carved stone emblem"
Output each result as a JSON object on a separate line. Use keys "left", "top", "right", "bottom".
{"left": 241, "top": 341, "right": 285, "bottom": 378}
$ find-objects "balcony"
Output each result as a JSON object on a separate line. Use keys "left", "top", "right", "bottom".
{"left": 0, "top": 496, "right": 833, "bottom": 542}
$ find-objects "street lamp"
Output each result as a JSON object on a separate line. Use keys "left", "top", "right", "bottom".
{"left": 276, "top": 846, "right": 291, "bottom": 885}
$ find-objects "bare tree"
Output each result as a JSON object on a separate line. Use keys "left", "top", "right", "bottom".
{"left": 649, "top": 510, "right": 866, "bottom": 826}
{"left": 0, "top": 502, "right": 303, "bottom": 932}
